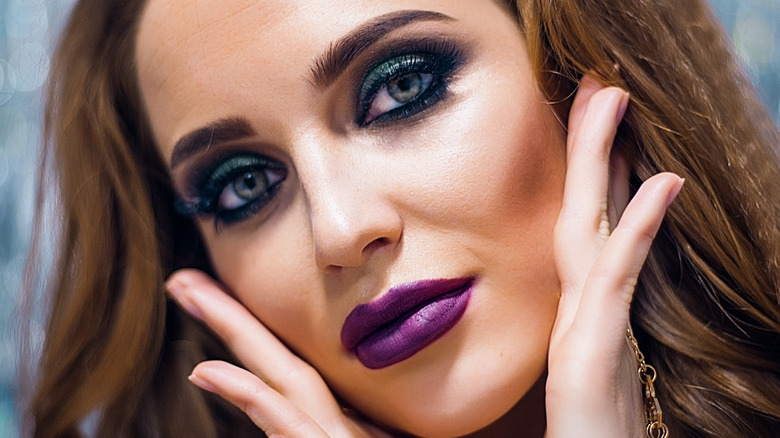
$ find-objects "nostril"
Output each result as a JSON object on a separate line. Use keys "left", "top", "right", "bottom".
{"left": 323, "top": 265, "right": 343, "bottom": 275}
{"left": 363, "top": 237, "right": 390, "bottom": 254}
{"left": 311, "top": 202, "right": 403, "bottom": 271}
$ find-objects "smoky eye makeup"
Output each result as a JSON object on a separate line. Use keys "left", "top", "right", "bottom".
{"left": 175, "top": 152, "right": 287, "bottom": 228}
{"left": 354, "top": 36, "right": 468, "bottom": 126}
{"left": 171, "top": 36, "right": 469, "bottom": 229}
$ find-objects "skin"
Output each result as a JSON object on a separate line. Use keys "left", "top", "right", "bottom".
{"left": 136, "top": 0, "right": 683, "bottom": 436}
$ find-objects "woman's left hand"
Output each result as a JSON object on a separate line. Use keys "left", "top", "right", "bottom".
{"left": 544, "top": 75, "right": 682, "bottom": 437}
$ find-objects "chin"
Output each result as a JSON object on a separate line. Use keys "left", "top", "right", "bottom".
{"left": 380, "top": 374, "right": 537, "bottom": 438}
{"left": 392, "top": 390, "right": 525, "bottom": 438}
{"left": 337, "top": 334, "right": 547, "bottom": 438}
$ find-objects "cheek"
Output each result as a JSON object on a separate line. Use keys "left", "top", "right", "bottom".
{"left": 476, "top": 110, "right": 565, "bottom": 216}
{"left": 431, "top": 80, "right": 566, "bottom": 350}
{"left": 468, "top": 80, "right": 566, "bottom": 208}
{"left": 203, "top": 213, "right": 330, "bottom": 349}
{"left": 414, "top": 78, "right": 567, "bottom": 240}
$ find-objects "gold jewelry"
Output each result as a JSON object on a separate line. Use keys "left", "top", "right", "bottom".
{"left": 627, "top": 326, "right": 669, "bottom": 438}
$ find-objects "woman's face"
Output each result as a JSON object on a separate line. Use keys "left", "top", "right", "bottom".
{"left": 137, "top": 0, "right": 566, "bottom": 435}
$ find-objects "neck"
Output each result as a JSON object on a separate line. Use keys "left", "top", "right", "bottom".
{"left": 461, "top": 375, "right": 546, "bottom": 438}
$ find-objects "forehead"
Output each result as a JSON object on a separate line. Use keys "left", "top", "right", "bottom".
{"left": 135, "top": 0, "right": 324, "bottom": 144}
{"left": 136, "top": 0, "right": 335, "bottom": 73}
{"left": 135, "top": 0, "right": 514, "bottom": 151}
{"left": 135, "top": 0, "right": 485, "bottom": 62}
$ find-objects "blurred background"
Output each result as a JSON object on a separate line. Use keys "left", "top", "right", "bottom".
{"left": 0, "top": 0, "right": 778, "bottom": 436}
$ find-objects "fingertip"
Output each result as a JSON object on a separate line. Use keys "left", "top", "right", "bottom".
{"left": 189, "top": 361, "right": 238, "bottom": 394}
{"left": 165, "top": 276, "right": 205, "bottom": 322}
{"left": 636, "top": 172, "right": 684, "bottom": 203}
{"left": 189, "top": 369, "right": 219, "bottom": 394}
{"left": 165, "top": 269, "right": 236, "bottom": 323}
{"left": 617, "top": 173, "right": 684, "bottom": 234}
{"left": 167, "top": 268, "right": 216, "bottom": 287}
{"left": 585, "top": 86, "right": 629, "bottom": 126}
{"left": 666, "top": 176, "right": 685, "bottom": 208}
{"left": 165, "top": 269, "right": 206, "bottom": 299}
{"left": 191, "top": 359, "right": 224, "bottom": 374}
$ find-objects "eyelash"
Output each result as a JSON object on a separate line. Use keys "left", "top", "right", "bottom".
{"left": 176, "top": 154, "right": 287, "bottom": 227}
{"left": 177, "top": 38, "right": 466, "bottom": 228}
{"left": 356, "top": 39, "right": 466, "bottom": 126}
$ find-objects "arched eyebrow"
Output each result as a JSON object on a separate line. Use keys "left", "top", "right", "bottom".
{"left": 309, "top": 9, "right": 454, "bottom": 89}
{"left": 169, "top": 10, "right": 453, "bottom": 169}
{"left": 169, "top": 117, "right": 254, "bottom": 169}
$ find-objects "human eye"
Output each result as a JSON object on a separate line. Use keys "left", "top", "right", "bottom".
{"left": 356, "top": 38, "right": 466, "bottom": 126}
{"left": 176, "top": 153, "right": 287, "bottom": 227}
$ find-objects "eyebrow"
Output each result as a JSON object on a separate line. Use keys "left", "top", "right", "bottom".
{"left": 169, "top": 117, "right": 255, "bottom": 169}
{"left": 169, "top": 10, "right": 453, "bottom": 169}
{"left": 309, "top": 10, "right": 454, "bottom": 89}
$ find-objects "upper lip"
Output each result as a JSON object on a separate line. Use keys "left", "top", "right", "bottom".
{"left": 341, "top": 277, "right": 475, "bottom": 350}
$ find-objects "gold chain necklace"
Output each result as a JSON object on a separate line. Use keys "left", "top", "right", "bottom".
{"left": 627, "top": 327, "right": 669, "bottom": 438}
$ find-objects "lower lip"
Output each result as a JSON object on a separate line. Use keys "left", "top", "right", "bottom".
{"left": 353, "top": 283, "right": 473, "bottom": 369}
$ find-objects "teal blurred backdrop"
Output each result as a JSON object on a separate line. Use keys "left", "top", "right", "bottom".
{"left": 0, "top": 0, "right": 778, "bottom": 436}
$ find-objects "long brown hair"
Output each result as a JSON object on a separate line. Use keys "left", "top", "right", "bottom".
{"left": 24, "top": 0, "right": 254, "bottom": 436}
{"left": 515, "top": 0, "right": 780, "bottom": 435}
{"left": 25, "top": 0, "right": 780, "bottom": 436}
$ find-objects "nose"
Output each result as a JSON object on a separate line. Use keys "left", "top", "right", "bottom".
{"left": 299, "top": 151, "right": 403, "bottom": 272}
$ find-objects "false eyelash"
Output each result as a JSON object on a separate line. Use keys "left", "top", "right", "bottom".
{"left": 175, "top": 153, "right": 286, "bottom": 226}
{"left": 355, "top": 37, "right": 467, "bottom": 126}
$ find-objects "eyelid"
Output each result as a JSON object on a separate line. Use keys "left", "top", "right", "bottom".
{"left": 353, "top": 36, "right": 468, "bottom": 126}
{"left": 175, "top": 151, "right": 286, "bottom": 217}
{"left": 175, "top": 145, "right": 280, "bottom": 193}
{"left": 348, "top": 34, "right": 471, "bottom": 107}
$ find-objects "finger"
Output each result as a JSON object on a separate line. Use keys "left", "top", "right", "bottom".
{"left": 567, "top": 74, "right": 608, "bottom": 150}
{"left": 572, "top": 173, "right": 683, "bottom": 349}
{"left": 556, "top": 85, "right": 630, "bottom": 292}
{"left": 189, "top": 360, "right": 329, "bottom": 438}
{"left": 166, "top": 269, "right": 306, "bottom": 385}
{"left": 166, "top": 270, "right": 342, "bottom": 420}
{"left": 562, "top": 85, "right": 629, "bottom": 237}
{"left": 546, "top": 174, "right": 681, "bottom": 437}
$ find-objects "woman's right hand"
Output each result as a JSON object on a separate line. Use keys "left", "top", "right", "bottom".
{"left": 166, "top": 269, "right": 394, "bottom": 438}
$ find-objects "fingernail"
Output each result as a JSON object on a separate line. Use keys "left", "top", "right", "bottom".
{"left": 166, "top": 279, "right": 205, "bottom": 321}
{"left": 665, "top": 177, "right": 685, "bottom": 208}
{"left": 616, "top": 91, "right": 629, "bottom": 124}
{"left": 189, "top": 372, "right": 219, "bottom": 394}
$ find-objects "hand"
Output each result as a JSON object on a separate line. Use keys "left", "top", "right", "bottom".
{"left": 544, "top": 75, "right": 683, "bottom": 437}
{"left": 166, "top": 270, "right": 394, "bottom": 438}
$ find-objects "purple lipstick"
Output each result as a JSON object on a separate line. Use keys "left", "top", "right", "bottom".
{"left": 341, "top": 277, "right": 474, "bottom": 369}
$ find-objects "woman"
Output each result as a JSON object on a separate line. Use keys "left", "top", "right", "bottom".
{"left": 24, "top": 0, "right": 780, "bottom": 436}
